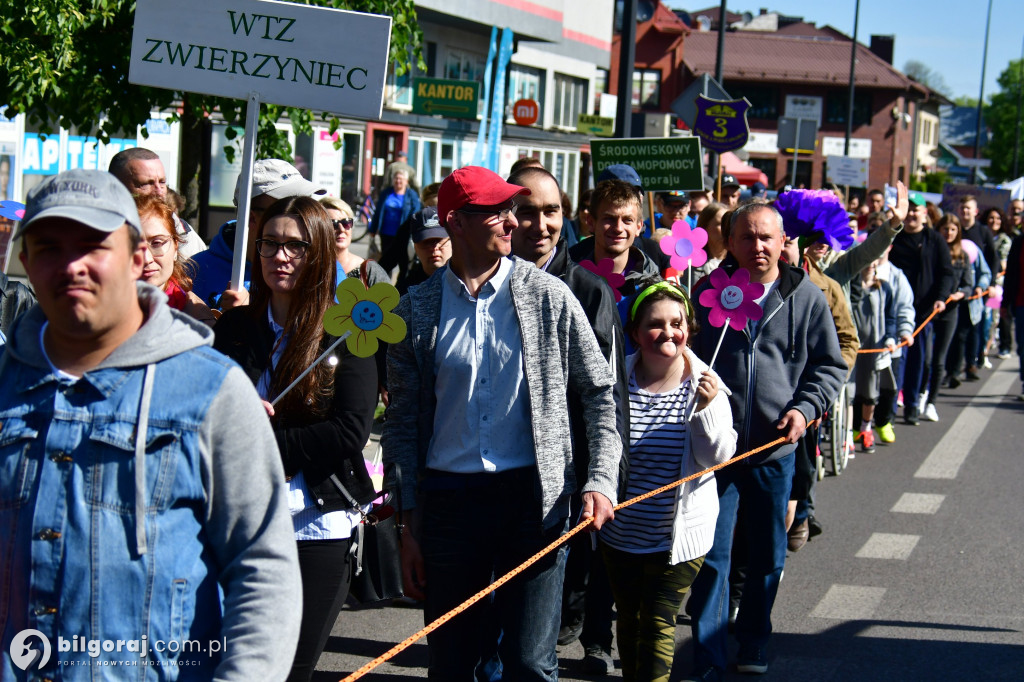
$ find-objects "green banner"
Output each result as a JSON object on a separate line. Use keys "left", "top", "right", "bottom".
{"left": 412, "top": 77, "right": 480, "bottom": 119}
{"left": 590, "top": 137, "right": 704, "bottom": 192}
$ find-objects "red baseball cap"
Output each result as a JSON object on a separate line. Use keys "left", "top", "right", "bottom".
{"left": 437, "top": 166, "right": 531, "bottom": 227}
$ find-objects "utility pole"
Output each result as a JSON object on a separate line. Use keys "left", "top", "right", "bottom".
{"left": 844, "top": 0, "right": 861, "bottom": 156}
{"left": 1013, "top": 36, "right": 1023, "bottom": 179}
{"left": 710, "top": 0, "right": 727, "bottom": 187}
{"left": 973, "top": 0, "right": 993, "bottom": 184}
{"left": 615, "top": 0, "right": 637, "bottom": 140}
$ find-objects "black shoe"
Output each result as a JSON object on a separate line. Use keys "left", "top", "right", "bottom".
{"left": 949, "top": 375, "right": 962, "bottom": 389}
{"left": 581, "top": 645, "right": 613, "bottom": 675}
{"left": 965, "top": 367, "right": 981, "bottom": 381}
{"left": 557, "top": 618, "right": 583, "bottom": 646}
{"left": 807, "top": 515, "right": 824, "bottom": 538}
{"left": 737, "top": 646, "right": 768, "bottom": 674}
{"left": 903, "top": 406, "right": 919, "bottom": 425}
{"left": 683, "top": 665, "right": 724, "bottom": 682}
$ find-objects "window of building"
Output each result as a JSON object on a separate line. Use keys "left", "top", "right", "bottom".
{"left": 553, "top": 74, "right": 588, "bottom": 128}
{"left": 729, "top": 85, "right": 779, "bottom": 120}
{"left": 595, "top": 68, "right": 609, "bottom": 114}
{"left": 508, "top": 65, "right": 544, "bottom": 103}
{"left": 445, "top": 49, "right": 486, "bottom": 84}
{"left": 632, "top": 69, "right": 661, "bottom": 108}
{"left": 824, "top": 91, "right": 873, "bottom": 127}
{"left": 784, "top": 159, "right": 813, "bottom": 189}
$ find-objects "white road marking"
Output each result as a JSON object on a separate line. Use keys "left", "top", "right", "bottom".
{"left": 810, "top": 585, "right": 887, "bottom": 619}
{"left": 891, "top": 492, "right": 945, "bottom": 514}
{"left": 855, "top": 532, "right": 920, "bottom": 560}
{"left": 914, "top": 365, "right": 1019, "bottom": 479}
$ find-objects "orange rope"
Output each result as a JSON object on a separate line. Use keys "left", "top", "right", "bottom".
{"left": 339, "top": 426, "right": 818, "bottom": 682}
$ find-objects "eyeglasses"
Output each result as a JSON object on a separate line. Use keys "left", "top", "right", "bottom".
{"left": 332, "top": 218, "right": 355, "bottom": 230}
{"left": 255, "top": 239, "right": 310, "bottom": 259}
{"left": 458, "top": 203, "right": 519, "bottom": 222}
{"left": 144, "top": 236, "right": 174, "bottom": 257}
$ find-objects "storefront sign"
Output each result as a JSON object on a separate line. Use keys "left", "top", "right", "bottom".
{"left": 512, "top": 99, "right": 539, "bottom": 126}
{"left": 826, "top": 155, "right": 869, "bottom": 188}
{"left": 590, "top": 137, "right": 704, "bottom": 192}
{"left": 412, "top": 78, "right": 481, "bottom": 119}
{"left": 130, "top": 0, "right": 392, "bottom": 118}
{"left": 577, "top": 113, "right": 614, "bottom": 137}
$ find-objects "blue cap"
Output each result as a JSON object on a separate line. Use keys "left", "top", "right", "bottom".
{"left": 598, "top": 164, "right": 642, "bottom": 190}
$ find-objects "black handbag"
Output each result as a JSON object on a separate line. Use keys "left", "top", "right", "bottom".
{"left": 331, "top": 461, "right": 404, "bottom": 604}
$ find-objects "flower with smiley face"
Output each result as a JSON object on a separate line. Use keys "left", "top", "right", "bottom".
{"left": 698, "top": 268, "right": 765, "bottom": 331}
{"left": 323, "top": 277, "right": 407, "bottom": 357}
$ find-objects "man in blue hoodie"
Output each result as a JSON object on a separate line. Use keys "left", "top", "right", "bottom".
{"left": 191, "top": 159, "right": 325, "bottom": 309}
{"left": 683, "top": 202, "right": 846, "bottom": 681}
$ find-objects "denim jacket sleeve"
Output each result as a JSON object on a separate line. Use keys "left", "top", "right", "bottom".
{"left": 199, "top": 366, "right": 302, "bottom": 681}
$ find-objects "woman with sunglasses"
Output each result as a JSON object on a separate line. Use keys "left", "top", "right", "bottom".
{"left": 599, "top": 279, "right": 736, "bottom": 682}
{"left": 213, "top": 196, "right": 379, "bottom": 682}
{"left": 321, "top": 196, "right": 363, "bottom": 273}
{"left": 134, "top": 194, "right": 216, "bottom": 325}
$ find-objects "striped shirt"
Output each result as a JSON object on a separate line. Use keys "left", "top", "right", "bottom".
{"left": 601, "top": 371, "right": 692, "bottom": 554}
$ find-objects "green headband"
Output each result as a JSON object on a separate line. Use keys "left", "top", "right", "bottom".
{"left": 629, "top": 280, "right": 694, "bottom": 322}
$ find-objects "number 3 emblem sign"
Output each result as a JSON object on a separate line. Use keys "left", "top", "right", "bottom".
{"left": 693, "top": 95, "right": 751, "bottom": 154}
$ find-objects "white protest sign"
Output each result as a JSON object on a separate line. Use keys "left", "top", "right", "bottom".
{"left": 129, "top": 0, "right": 391, "bottom": 292}
{"left": 826, "top": 155, "right": 869, "bottom": 188}
{"left": 130, "top": 0, "right": 392, "bottom": 119}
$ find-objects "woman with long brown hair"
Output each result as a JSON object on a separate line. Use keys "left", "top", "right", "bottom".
{"left": 213, "top": 196, "right": 379, "bottom": 682}
{"left": 935, "top": 214, "right": 974, "bottom": 403}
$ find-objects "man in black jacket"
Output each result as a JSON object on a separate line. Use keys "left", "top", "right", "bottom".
{"left": 888, "top": 198, "right": 954, "bottom": 423}
{"left": 509, "top": 166, "right": 628, "bottom": 675}
{"left": 0, "top": 271, "right": 35, "bottom": 343}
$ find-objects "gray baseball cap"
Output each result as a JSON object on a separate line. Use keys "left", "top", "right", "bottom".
{"left": 233, "top": 158, "right": 326, "bottom": 206}
{"left": 17, "top": 169, "right": 141, "bottom": 239}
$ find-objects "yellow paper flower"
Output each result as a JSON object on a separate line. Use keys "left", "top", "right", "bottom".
{"left": 323, "top": 278, "right": 407, "bottom": 357}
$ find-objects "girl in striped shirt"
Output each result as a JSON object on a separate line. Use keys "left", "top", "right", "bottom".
{"left": 601, "top": 279, "right": 737, "bottom": 682}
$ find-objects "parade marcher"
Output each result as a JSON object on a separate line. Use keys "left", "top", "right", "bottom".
{"left": 109, "top": 147, "right": 207, "bottom": 257}
{"left": 134, "top": 194, "right": 216, "bottom": 325}
{"left": 958, "top": 195, "right": 999, "bottom": 372}
{"left": 370, "top": 169, "right": 421, "bottom": 255}
{"left": 987, "top": 205, "right": 1019, "bottom": 358}
{"left": 600, "top": 279, "right": 736, "bottom": 682}
{"left": 381, "top": 149, "right": 419, "bottom": 192}
{"left": 590, "top": 164, "right": 672, "bottom": 270}
{"left": 397, "top": 206, "right": 453, "bottom": 295}
{"left": 654, "top": 190, "right": 694, "bottom": 232}
{"left": 887, "top": 192, "right": 954, "bottom": 425}
{"left": 716, "top": 174, "right": 741, "bottom": 209}
{"left": 938, "top": 215, "right": 977, "bottom": 397}
{"left": 570, "top": 179, "right": 662, "bottom": 343}
{"left": 383, "top": 166, "right": 622, "bottom": 681}
{"left": 0, "top": 270, "right": 34, "bottom": 344}
{"left": 191, "top": 159, "right": 326, "bottom": 310}
{"left": 1, "top": 169, "right": 301, "bottom": 679}
{"left": 213, "top": 196, "right": 379, "bottom": 682}
{"left": 509, "top": 165, "right": 628, "bottom": 675}
{"left": 1003, "top": 231, "right": 1024, "bottom": 399}
{"left": 684, "top": 202, "right": 846, "bottom": 680}
{"left": 320, "top": 196, "right": 363, "bottom": 274}
{"left": 690, "top": 202, "right": 728, "bottom": 283}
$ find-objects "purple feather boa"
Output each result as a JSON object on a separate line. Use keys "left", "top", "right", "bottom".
{"left": 774, "top": 189, "right": 854, "bottom": 251}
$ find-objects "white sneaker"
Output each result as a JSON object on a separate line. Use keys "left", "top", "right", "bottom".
{"left": 982, "top": 358, "right": 993, "bottom": 369}
{"left": 922, "top": 403, "right": 939, "bottom": 422}
{"left": 919, "top": 390, "right": 929, "bottom": 406}
{"left": 998, "top": 351, "right": 1012, "bottom": 360}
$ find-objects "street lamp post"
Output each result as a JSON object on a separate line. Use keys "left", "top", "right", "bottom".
{"left": 972, "top": 0, "right": 993, "bottom": 184}
{"left": 844, "top": 0, "right": 860, "bottom": 156}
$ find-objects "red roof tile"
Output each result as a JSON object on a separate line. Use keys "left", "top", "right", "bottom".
{"left": 682, "top": 30, "right": 921, "bottom": 91}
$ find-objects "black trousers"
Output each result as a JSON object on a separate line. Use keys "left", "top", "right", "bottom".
{"left": 288, "top": 538, "right": 354, "bottom": 682}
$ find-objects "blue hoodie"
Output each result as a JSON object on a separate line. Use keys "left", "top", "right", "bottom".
{"left": 191, "top": 220, "right": 251, "bottom": 308}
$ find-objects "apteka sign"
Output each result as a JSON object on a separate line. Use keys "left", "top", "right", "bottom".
{"left": 129, "top": 0, "right": 392, "bottom": 119}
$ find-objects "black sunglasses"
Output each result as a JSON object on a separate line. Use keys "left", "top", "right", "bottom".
{"left": 332, "top": 218, "right": 355, "bottom": 230}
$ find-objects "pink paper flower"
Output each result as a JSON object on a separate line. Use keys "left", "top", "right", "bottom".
{"left": 986, "top": 285, "right": 1003, "bottom": 309}
{"left": 0, "top": 201, "right": 25, "bottom": 221}
{"left": 659, "top": 220, "right": 708, "bottom": 271}
{"left": 581, "top": 258, "right": 626, "bottom": 302}
{"left": 698, "top": 268, "right": 765, "bottom": 331}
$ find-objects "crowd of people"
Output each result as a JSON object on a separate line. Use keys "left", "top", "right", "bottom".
{"left": 0, "top": 147, "right": 1020, "bottom": 682}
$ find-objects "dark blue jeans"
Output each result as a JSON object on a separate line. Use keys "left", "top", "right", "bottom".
{"left": 420, "top": 468, "right": 568, "bottom": 682}
{"left": 688, "top": 454, "right": 795, "bottom": 670}
{"left": 1016, "top": 306, "right": 1024, "bottom": 382}
{"left": 903, "top": 322, "right": 934, "bottom": 411}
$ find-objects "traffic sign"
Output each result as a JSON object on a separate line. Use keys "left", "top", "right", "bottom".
{"left": 512, "top": 99, "right": 539, "bottom": 126}
{"left": 777, "top": 117, "right": 818, "bottom": 153}
{"left": 590, "top": 137, "right": 704, "bottom": 192}
{"left": 693, "top": 96, "right": 751, "bottom": 153}
{"left": 826, "top": 155, "right": 869, "bottom": 188}
{"left": 577, "top": 113, "right": 615, "bottom": 137}
{"left": 671, "top": 73, "right": 731, "bottom": 129}
{"left": 412, "top": 77, "right": 480, "bottom": 119}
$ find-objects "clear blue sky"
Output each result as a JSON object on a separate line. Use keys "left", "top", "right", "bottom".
{"left": 667, "top": 1, "right": 1024, "bottom": 101}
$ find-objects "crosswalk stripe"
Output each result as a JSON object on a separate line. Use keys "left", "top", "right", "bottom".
{"left": 855, "top": 532, "right": 920, "bottom": 560}
{"left": 810, "top": 585, "right": 887, "bottom": 619}
{"left": 891, "top": 492, "right": 945, "bottom": 514}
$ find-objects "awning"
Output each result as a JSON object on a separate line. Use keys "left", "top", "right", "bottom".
{"left": 709, "top": 151, "right": 770, "bottom": 186}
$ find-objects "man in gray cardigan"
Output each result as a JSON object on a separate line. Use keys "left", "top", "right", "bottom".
{"left": 383, "top": 166, "right": 621, "bottom": 682}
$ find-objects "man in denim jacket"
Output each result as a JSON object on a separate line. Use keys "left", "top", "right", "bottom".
{"left": 0, "top": 170, "right": 301, "bottom": 680}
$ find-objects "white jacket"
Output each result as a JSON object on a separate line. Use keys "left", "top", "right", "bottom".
{"left": 624, "top": 348, "right": 738, "bottom": 565}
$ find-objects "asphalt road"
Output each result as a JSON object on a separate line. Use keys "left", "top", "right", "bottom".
{"left": 334, "top": 238, "right": 1024, "bottom": 681}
